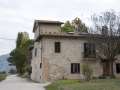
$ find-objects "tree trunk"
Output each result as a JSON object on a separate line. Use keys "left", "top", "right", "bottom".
{"left": 109, "top": 61, "right": 114, "bottom": 77}
{"left": 103, "top": 61, "right": 110, "bottom": 76}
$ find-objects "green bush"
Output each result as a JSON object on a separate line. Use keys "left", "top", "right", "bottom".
{"left": 24, "top": 65, "right": 32, "bottom": 76}
{"left": 21, "top": 72, "right": 30, "bottom": 78}
{"left": 0, "top": 71, "right": 6, "bottom": 74}
{"left": 0, "top": 74, "right": 7, "bottom": 81}
{"left": 82, "top": 64, "right": 93, "bottom": 81}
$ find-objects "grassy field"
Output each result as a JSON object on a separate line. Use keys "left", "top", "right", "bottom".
{"left": 46, "top": 79, "right": 120, "bottom": 90}
{"left": 0, "top": 74, "right": 7, "bottom": 81}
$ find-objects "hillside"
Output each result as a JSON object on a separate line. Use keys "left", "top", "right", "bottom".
{"left": 0, "top": 54, "right": 16, "bottom": 73}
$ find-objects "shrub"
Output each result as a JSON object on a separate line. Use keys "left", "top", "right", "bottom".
{"left": 98, "top": 75, "right": 106, "bottom": 79}
{"left": 21, "top": 72, "right": 30, "bottom": 78}
{"left": 0, "top": 71, "right": 6, "bottom": 74}
{"left": 82, "top": 64, "right": 93, "bottom": 81}
{"left": 0, "top": 74, "right": 7, "bottom": 81}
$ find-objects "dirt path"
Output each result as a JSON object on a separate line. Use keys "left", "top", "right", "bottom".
{"left": 0, "top": 75, "right": 49, "bottom": 90}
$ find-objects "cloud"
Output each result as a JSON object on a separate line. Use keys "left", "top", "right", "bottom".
{"left": 0, "top": 0, "right": 20, "bottom": 10}
{"left": 0, "top": 0, "right": 120, "bottom": 55}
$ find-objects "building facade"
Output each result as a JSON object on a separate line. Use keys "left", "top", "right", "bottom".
{"left": 31, "top": 20, "right": 120, "bottom": 83}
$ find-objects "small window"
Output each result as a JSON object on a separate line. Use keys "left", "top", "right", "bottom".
{"left": 40, "top": 63, "right": 42, "bottom": 68}
{"left": 116, "top": 63, "right": 120, "bottom": 73}
{"left": 84, "top": 43, "right": 96, "bottom": 58}
{"left": 55, "top": 42, "right": 61, "bottom": 53}
{"left": 71, "top": 63, "right": 80, "bottom": 74}
{"left": 35, "top": 48, "right": 37, "bottom": 56}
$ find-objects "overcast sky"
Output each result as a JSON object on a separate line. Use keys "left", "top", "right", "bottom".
{"left": 0, "top": 0, "right": 120, "bottom": 55}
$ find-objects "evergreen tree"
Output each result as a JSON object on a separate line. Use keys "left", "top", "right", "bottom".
{"left": 62, "top": 21, "right": 74, "bottom": 32}
{"left": 8, "top": 32, "right": 33, "bottom": 75}
{"left": 72, "top": 17, "right": 88, "bottom": 33}
{"left": 62, "top": 17, "right": 88, "bottom": 33}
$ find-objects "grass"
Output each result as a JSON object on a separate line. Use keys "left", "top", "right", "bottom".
{"left": 46, "top": 79, "right": 120, "bottom": 90}
{"left": 0, "top": 74, "right": 7, "bottom": 81}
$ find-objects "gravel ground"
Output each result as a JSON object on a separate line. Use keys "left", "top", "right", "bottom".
{"left": 0, "top": 75, "right": 49, "bottom": 90}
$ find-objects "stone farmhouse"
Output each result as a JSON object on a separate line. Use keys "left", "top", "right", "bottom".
{"left": 31, "top": 20, "right": 120, "bottom": 83}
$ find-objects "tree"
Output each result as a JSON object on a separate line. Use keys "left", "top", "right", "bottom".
{"left": 8, "top": 32, "right": 32, "bottom": 75}
{"left": 91, "top": 10, "right": 120, "bottom": 77}
{"left": 16, "top": 32, "right": 29, "bottom": 48}
{"left": 82, "top": 64, "right": 93, "bottom": 81}
{"left": 62, "top": 17, "right": 88, "bottom": 33}
{"left": 72, "top": 17, "right": 88, "bottom": 33}
{"left": 62, "top": 21, "right": 74, "bottom": 32}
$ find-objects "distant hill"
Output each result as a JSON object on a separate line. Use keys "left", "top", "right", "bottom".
{"left": 0, "top": 54, "right": 16, "bottom": 73}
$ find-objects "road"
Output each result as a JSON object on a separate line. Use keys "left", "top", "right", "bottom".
{"left": 0, "top": 75, "right": 49, "bottom": 90}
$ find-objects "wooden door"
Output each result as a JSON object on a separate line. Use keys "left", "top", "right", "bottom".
{"left": 103, "top": 62, "right": 110, "bottom": 76}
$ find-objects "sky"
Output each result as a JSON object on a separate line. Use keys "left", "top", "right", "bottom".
{"left": 0, "top": 0, "right": 120, "bottom": 55}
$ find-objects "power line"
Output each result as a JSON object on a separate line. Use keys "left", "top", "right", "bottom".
{"left": 0, "top": 37, "right": 16, "bottom": 41}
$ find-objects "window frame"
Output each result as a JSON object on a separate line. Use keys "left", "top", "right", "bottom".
{"left": 71, "top": 63, "right": 80, "bottom": 74}
{"left": 40, "top": 63, "right": 42, "bottom": 68}
{"left": 35, "top": 48, "right": 37, "bottom": 57}
{"left": 54, "top": 42, "right": 61, "bottom": 53}
{"left": 116, "top": 63, "right": 120, "bottom": 74}
{"left": 84, "top": 43, "right": 96, "bottom": 58}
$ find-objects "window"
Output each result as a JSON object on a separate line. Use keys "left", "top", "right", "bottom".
{"left": 71, "top": 63, "right": 80, "bottom": 74}
{"left": 40, "top": 63, "right": 42, "bottom": 68}
{"left": 55, "top": 42, "right": 61, "bottom": 53}
{"left": 84, "top": 43, "right": 96, "bottom": 58}
{"left": 116, "top": 63, "right": 120, "bottom": 73}
{"left": 35, "top": 48, "right": 37, "bottom": 56}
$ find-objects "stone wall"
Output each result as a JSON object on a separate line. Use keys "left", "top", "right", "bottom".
{"left": 31, "top": 42, "right": 43, "bottom": 82}
{"left": 41, "top": 37, "right": 103, "bottom": 81}
{"left": 34, "top": 24, "right": 61, "bottom": 40}
{"left": 31, "top": 37, "right": 105, "bottom": 82}
{"left": 31, "top": 36, "right": 120, "bottom": 82}
{"left": 40, "top": 24, "right": 61, "bottom": 33}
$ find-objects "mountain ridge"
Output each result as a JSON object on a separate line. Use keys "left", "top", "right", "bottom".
{"left": 0, "top": 54, "right": 16, "bottom": 73}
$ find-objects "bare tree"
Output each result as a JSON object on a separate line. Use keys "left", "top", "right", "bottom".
{"left": 91, "top": 10, "right": 120, "bottom": 77}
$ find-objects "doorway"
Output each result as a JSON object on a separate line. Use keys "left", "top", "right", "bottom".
{"left": 102, "top": 61, "right": 110, "bottom": 76}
